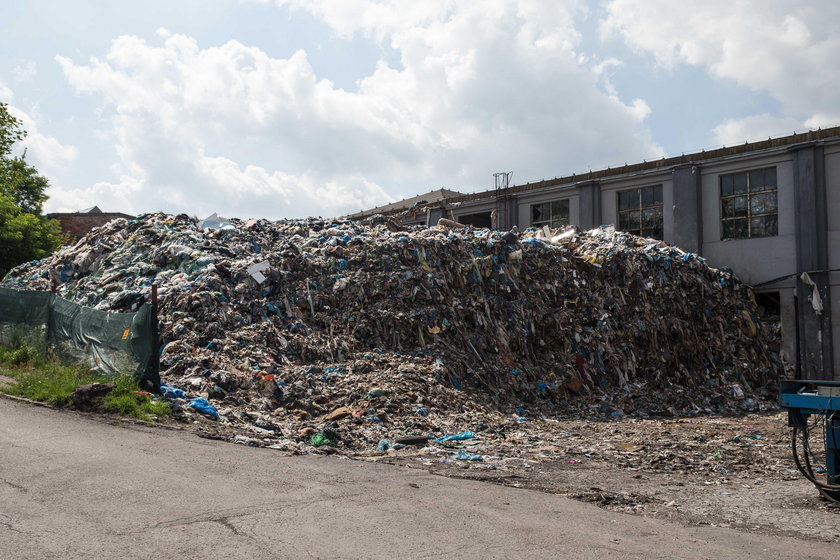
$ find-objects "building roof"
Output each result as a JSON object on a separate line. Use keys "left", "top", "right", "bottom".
{"left": 349, "top": 188, "right": 464, "bottom": 219}
{"left": 47, "top": 209, "right": 133, "bottom": 219}
{"left": 446, "top": 126, "right": 840, "bottom": 205}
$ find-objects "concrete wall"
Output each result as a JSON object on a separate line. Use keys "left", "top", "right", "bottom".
{"left": 824, "top": 145, "right": 840, "bottom": 376}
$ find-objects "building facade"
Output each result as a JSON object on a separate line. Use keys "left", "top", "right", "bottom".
{"left": 354, "top": 128, "right": 840, "bottom": 380}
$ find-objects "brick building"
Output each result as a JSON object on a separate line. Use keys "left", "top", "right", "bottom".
{"left": 47, "top": 207, "right": 134, "bottom": 242}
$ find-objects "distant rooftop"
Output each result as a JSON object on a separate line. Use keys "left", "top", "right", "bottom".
{"left": 349, "top": 188, "right": 464, "bottom": 219}
{"left": 445, "top": 125, "right": 840, "bottom": 205}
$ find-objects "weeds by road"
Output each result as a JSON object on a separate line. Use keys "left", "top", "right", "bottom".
{"left": 0, "top": 344, "right": 170, "bottom": 421}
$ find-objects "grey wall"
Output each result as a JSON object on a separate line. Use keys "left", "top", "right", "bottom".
{"left": 824, "top": 147, "right": 840, "bottom": 376}
{"left": 672, "top": 165, "right": 702, "bottom": 253}
{"left": 578, "top": 181, "right": 601, "bottom": 230}
{"left": 700, "top": 154, "right": 796, "bottom": 285}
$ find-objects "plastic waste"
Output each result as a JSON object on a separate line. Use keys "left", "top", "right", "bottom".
{"left": 452, "top": 449, "right": 483, "bottom": 461}
{"left": 187, "top": 397, "right": 219, "bottom": 419}
{"left": 435, "top": 431, "right": 475, "bottom": 442}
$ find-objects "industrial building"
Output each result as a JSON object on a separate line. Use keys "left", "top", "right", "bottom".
{"left": 352, "top": 127, "right": 840, "bottom": 381}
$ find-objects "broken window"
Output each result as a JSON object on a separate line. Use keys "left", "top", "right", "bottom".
{"left": 531, "top": 199, "right": 570, "bottom": 229}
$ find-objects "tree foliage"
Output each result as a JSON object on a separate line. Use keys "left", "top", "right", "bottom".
{"left": 0, "top": 103, "right": 63, "bottom": 278}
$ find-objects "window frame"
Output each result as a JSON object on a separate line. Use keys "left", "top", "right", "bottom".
{"left": 616, "top": 184, "right": 663, "bottom": 240}
{"left": 531, "top": 198, "right": 570, "bottom": 229}
{"left": 719, "top": 166, "right": 778, "bottom": 240}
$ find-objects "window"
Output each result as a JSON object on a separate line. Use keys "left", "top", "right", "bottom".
{"left": 457, "top": 211, "right": 492, "bottom": 229}
{"left": 720, "top": 167, "right": 777, "bottom": 239}
{"left": 617, "top": 185, "right": 663, "bottom": 239}
{"left": 531, "top": 199, "right": 569, "bottom": 228}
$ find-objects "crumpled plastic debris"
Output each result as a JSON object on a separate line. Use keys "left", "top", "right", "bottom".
{"left": 435, "top": 431, "right": 475, "bottom": 442}
{"left": 452, "top": 449, "right": 483, "bottom": 461}
{"left": 311, "top": 433, "right": 332, "bottom": 447}
{"left": 188, "top": 397, "right": 219, "bottom": 419}
{"left": 160, "top": 384, "right": 187, "bottom": 400}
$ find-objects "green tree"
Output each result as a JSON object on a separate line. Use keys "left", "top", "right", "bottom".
{"left": 0, "top": 103, "right": 63, "bottom": 278}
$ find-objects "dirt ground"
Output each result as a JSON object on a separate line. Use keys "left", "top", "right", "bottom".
{"left": 347, "top": 412, "right": 840, "bottom": 544}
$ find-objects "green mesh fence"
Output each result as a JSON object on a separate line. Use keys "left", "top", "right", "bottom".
{"left": 0, "top": 287, "right": 159, "bottom": 386}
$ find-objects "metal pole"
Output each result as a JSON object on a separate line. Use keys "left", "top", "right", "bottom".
{"left": 146, "top": 284, "right": 161, "bottom": 392}
{"left": 794, "top": 294, "right": 801, "bottom": 380}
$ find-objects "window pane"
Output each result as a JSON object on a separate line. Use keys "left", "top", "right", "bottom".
{"left": 721, "top": 174, "right": 734, "bottom": 196}
{"left": 642, "top": 207, "right": 662, "bottom": 228}
{"left": 618, "top": 190, "right": 639, "bottom": 211}
{"left": 642, "top": 226, "right": 663, "bottom": 240}
{"left": 733, "top": 196, "right": 748, "bottom": 217}
{"left": 750, "top": 193, "right": 766, "bottom": 214}
{"left": 722, "top": 198, "right": 735, "bottom": 218}
{"left": 764, "top": 167, "right": 776, "bottom": 188}
{"left": 763, "top": 191, "right": 777, "bottom": 213}
{"left": 723, "top": 219, "right": 748, "bottom": 239}
{"left": 750, "top": 216, "right": 766, "bottom": 237}
{"left": 642, "top": 187, "right": 655, "bottom": 206}
{"left": 733, "top": 172, "right": 748, "bottom": 194}
{"left": 764, "top": 214, "right": 778, "bottom": 236}
{"left": 652, "top": 185, "right": 663, "bottom": 204}
{"left": 532, "top": 203, "right": 544, "bottom": 222}
{"left": 559, "top": 199, "right": 569, "bottom": 213}
{"left": 618, "top": 211, "right": 640, "bottom": 231}
{"left": 749, "top": 170, "right": 764, "bottom": 192}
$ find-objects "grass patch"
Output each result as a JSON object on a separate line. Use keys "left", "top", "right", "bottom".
{"left": 3, "top": 362, "right": 101, "bottom": 406}
{"left": 103, "top": 375, "right": 171, "bottom": 420}
{"left": 0, "top": 343, "right": 170, "bottom": 421}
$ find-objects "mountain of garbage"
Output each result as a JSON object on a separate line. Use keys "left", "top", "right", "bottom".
{"left": 3, "top": 213, "right": 781, "bottom": 451}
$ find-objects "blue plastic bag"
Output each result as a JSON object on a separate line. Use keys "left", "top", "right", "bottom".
{"left": 452, "top": 449, "right": 483, "bottom": 461}
{"left": 188, "top": 397, "right": 219, "bottom": 419}
{"left": 435, "top": 430, "right": 475, "bottom": 442}
{"left": 160, "top": 384, "right": 187, "bottom": 399}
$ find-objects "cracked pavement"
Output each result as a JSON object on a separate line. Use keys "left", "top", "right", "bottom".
{"left": 1, "top": 396, "right": 837, "bottom": 560}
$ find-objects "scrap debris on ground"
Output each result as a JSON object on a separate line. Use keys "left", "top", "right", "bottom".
{"left": 3, "top": 213, "right": 782, "bottom": 458}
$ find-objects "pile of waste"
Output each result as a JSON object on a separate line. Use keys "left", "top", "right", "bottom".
{"left": 3, "top": 213, "right": 781, "bottom": 453}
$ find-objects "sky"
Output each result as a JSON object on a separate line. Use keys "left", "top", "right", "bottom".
{"left": 2, "top": 0, "right": 839, "bottom": 220}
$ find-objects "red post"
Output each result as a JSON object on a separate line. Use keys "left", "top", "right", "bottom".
{"left": 151, "top": 283, "right": 158, "bottom": 304}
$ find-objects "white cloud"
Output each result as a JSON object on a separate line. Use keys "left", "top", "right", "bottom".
{"left": 12, "top": 60, "right": 37, "bottom": 83}
{"left": 712, "top": 114, "right": 808, "bottom": 147}
{"left": 0, "top": 82, "right": 12, "bottom": 102}
{"left": 602, "top": 0, "right": 840, "bottom": 135}
{"left": 0, "top": 89, "right": 78, "bottom": 176}
{"left": 54, "top": 2, "right": 664, "bottom": 219}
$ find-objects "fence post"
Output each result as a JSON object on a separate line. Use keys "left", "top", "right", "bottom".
{"left": 146, "top": 283, "right": 161, "bottom": 392}
{"left": 46, "top": 280, "right": 57, "bottom": 357}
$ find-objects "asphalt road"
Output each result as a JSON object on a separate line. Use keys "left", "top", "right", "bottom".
{"left": 1, "top": 397, "right": 836, "bottom": 560}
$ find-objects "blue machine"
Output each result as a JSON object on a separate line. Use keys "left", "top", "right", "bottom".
{"left": 780, "top": 379, "right": 840, "bottom": 502}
